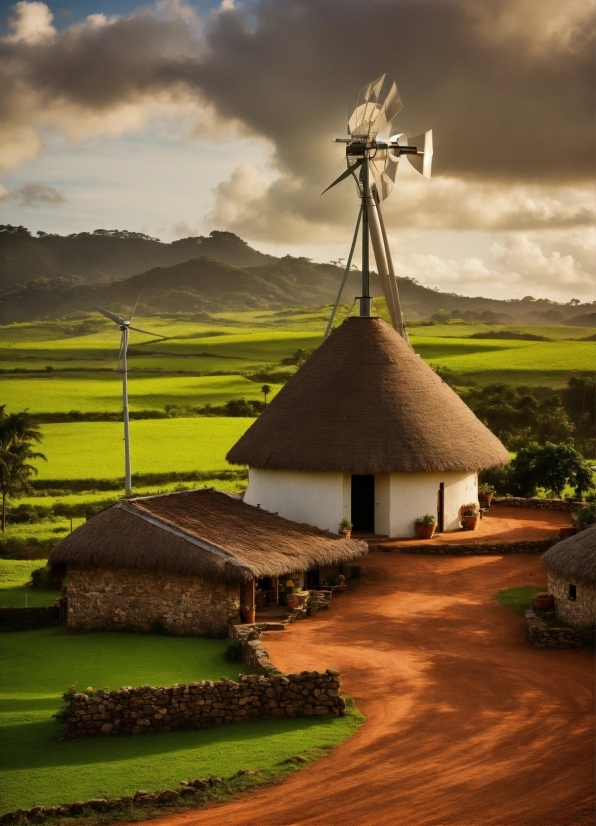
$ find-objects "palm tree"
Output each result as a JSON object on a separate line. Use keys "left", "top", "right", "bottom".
{"left": 0, "top": 408, "right": 46, "bottom": 534}
{"left": 261, "top": 384, "right": 272, "bottom": 405}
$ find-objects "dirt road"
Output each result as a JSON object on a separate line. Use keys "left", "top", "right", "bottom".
{"left": 154, "top": 552, "right": 594, "bottom": 826}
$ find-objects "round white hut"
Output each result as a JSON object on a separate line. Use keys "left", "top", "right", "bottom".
{"left": 227, "top": 316, "right": 509, "bottom": 537}
{"left": 541, "top": 525, "right": 596, "bottom": 627}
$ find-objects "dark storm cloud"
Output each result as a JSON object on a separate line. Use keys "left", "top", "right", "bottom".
{"left": 0, "top": 0, "right": 593, "bottom": 187}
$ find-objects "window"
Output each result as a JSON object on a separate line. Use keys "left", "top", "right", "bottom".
{"left": 568, "top": 584, "right": 577, "bottom": 601}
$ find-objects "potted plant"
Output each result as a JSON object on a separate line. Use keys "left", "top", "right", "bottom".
{"left": 478, "top": 483, "right": 495, "bottom": 507}
{"left": 241, "top": 605, "right": 255, "bottom": 623}
{"left": 338, "top": 518, "right": 353, "bottom": 538}
{"left": 461, "top": 503, "right": 480, "bottom": 530}
{"left": 533, "top": 592, "right": 554, "bottom": 611}
{"left": 285, "top": 593, "right": 298, "bottom": 611}
{"left": 414, "top": 514, "right": 436, "bottom": 539}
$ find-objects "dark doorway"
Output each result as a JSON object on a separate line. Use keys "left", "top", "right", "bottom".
{"left": 351, "top": 475, "right": 375, "bottom": 533}
{"left": 306, "top": 569, "right": 320, "bottom": 589}
{"left": 437, "top": 482, "right": 445, "bottom": 533}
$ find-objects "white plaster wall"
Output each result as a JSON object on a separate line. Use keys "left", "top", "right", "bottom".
{"left": 244, "top": 469, "right": 348, "bottom": 533}
{"left": 387, "top": 471, "right": 477, "bottom": 538}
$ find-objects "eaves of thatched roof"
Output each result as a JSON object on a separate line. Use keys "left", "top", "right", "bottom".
{"left": 541, "top": 525, "right": 596, "bottom": 584}
{"left": 227, "top": 316, "right": 509, "bottom": 474}
{"left": 48, "top": 488, "right": 367, "bottom": 582}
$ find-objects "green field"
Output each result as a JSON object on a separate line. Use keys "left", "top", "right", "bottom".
{"left": 0, "top": 627, "right": 361, "bottom": 813}
{"left": 31, "top": 418, "right": 253, "bottom": 481}
{"left": 3, "top": 374, "right": 281, "bottom": 414}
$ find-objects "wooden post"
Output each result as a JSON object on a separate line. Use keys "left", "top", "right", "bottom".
{"left": 275, "top": 576, "right": 279, "bottom": 606}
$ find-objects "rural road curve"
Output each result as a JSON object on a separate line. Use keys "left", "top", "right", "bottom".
{"left": 153, "top": 552, "right": 594, "bottom": 826}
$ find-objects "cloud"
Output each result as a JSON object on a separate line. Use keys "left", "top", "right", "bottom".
{"left": 5, "top": 1, "right": 55, "bottom": 44}
{"left": 0, "top": 182, "right": 66, "bottom": 206}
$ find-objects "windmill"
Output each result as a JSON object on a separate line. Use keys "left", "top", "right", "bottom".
{"left": 94, "top": 299, "right": 166, "bottom": 497}
{"left": 322, "top": 74, "right": 433, "bottom": 339}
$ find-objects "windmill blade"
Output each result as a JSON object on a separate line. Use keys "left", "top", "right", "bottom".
{"left": 129, "top": 293, "right": 142, "bottom": 323}
{"left": 370, "top": 81, "right": 403, "bottom": 136}
{"left": 405, "top": 130, "right": 433, "bottom": 179}
{"left": 128, "top": 325, "right": 167, "bottom": 339}
{"left": 94, "top": 304, "right": 125, "bottom": 326}
{"left": 321, "top": 158, "right": 363, "bottom": 195}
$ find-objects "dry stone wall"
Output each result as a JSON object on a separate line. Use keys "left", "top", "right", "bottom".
{"left": 525, "top": 608, "right": 595, "bottom": 648}
{"left": 66, "top": 566, "right": 240, "bottom": 636}
{"left": 492, "top": 497, "right": 584, "bottom": 512}
{"left": 64, "top": 670, "right": 345, "bottom": 738}
{"left": 0, "top": 606, "right": 58, "bottom": 631}
{"left": 378, "top": 538, "right": 558, "bottom": 555}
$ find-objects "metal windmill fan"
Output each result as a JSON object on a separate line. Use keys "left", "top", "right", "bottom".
{"left": 323, "top": 74, "right": 433, "bottom": 340}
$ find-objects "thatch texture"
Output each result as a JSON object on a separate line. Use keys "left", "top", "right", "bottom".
{"left": 227, "top": 317, "right": 509, "bottom": 474}
{"left": 48, "top": 489, "right": 367, "bottom": 582}
{"left": 541, "top": 525, "right": 596, "bottom": 583}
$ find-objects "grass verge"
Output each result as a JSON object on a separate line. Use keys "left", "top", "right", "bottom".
{"left": 493, "top": 586, "right": 545, "bottom": 615}
{"left": 0, "top": 628, "right": 363, "bottom": 813}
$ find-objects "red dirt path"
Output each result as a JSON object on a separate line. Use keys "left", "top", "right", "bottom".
{"left": 154, "top": 552, "right": 594, "bottom": 826}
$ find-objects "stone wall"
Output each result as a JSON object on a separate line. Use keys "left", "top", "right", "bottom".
{"left": 64, "top": 670, "right": 345, "bottom": 738}
{"left": 377, "top": 538, "right": 558, "bottom": 555}
{"left": 0, "top": 606, "right": 59, "bottom": 631}
{"left": 67, "top": 566, "right": 240, "bottom": 636}
{"left": 547, "top": 571, "right": 596, "bottom": 627}
{"left": 525, "top": 608, "right": 595, "bottom": 648}
{"left": 492, "top": 497, "right": 584, "bottom": 512}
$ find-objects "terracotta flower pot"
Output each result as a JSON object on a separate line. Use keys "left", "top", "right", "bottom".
{"left": 414, "top": 523, "right": 436, "bottom": 539}
{"left": 241, "top": 607, "right": 255, "bottom": 623}
{"left": 479, "top": 493, "right": 493, "bottom": 507}
{"left": 286, "top": 598, "right": 298, "bottom": 611}
{"left": 340, "top": 529, "right": 351, "bottom": 539}
{"left": 533, "top": 593, "right": 554, "bottom": 611}
{"left": 462, "top": 515, "right": 479, "bottom": 530}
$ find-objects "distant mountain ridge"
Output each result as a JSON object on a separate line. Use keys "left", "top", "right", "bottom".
{"left": 0, "top": 225, "right": 274, "bottom": 290}
{"left": 0, "top": 225, "right": 593, "bottom": 326}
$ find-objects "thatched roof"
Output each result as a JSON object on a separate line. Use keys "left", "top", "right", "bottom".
{"left": 541, "top": 525, "right": 596, "bottom": 583}
{"left": 48, "top": 488, "right": 367, "bottom": 583}
{"left": 227, "top": 317, "right": 509, "bottom": 474}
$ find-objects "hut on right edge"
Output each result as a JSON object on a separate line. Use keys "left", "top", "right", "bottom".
{"left": 541, "top": 525, "right": 596, "bottom": 627}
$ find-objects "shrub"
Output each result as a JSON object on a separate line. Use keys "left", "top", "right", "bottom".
{"left": 414, "top": 514, "right": 436, "bottom": 526}
{"left": 29, "top": 565, "right": 52, "bottom": 589}
{"left": 509, "top": 441, "right": 593, "bottom": 498}
{"left": 576, "top": 502, "right": 596, "bottom": 528}
{"left": 224, "top": 639, "right": 244, "bottom": 663}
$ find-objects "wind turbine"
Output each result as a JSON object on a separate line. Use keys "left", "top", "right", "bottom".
{"left": 94, "top": 298, "right": 166, "bottom": 497}
{"left": 322, "top": 74, "right": 433, "bottom": 340}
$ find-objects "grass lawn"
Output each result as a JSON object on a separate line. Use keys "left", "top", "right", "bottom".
{"left": 32, "top": 418, "right": 253, "bottom": 481}
{"left": 0, "top": 558, "right": 58, "bottom": 607}
{"left": 494, "top": 586, "right": 545, "bottom": 615}
{"left": 0, "top": 628, "right": 362, "bottom": 813}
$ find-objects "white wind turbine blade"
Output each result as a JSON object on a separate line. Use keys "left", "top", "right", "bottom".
{"left": 129, "top": 293, "right": 141, "bottom": 323}
{"left": 116, "top": 330, "right": 126, "bottom": 371}
{"left": 94, "top": 305, "right": 126, "bottom": 326}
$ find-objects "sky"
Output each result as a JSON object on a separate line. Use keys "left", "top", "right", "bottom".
{"left": 0, "top": 0, "right": 594, "bottom": 303}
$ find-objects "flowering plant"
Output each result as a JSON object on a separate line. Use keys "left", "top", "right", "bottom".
{"left": 461, "top": 503, "right": 479, "bottom": 517}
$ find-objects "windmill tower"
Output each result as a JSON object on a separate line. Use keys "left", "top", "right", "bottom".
{"left": 323, "top": 75, "right": 432, "bottom": 339}
{"left": 226, "top": 77, "right": 508, "bottom": 539}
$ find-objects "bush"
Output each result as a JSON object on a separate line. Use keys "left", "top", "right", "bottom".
{"left": 29, "top": 565, "right": 52, "bottom": 589}
{"left": 509, "top": 441, "right": 593, "bottom": 498}
{"left": 224, "top": 639, "right": 244, "bottom": 662}
{"left": 576, "top": 503, "right": 596, "bottom": 528}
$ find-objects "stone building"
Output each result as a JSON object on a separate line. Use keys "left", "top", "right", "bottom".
{"left": 541, "top": 525, "right": 596, "bottom": 627}
{"left": 48, "top": 488, "right": 367, "bottom": 635}
{"left": 227, "top": 317, "right": 509, "bottom": 538}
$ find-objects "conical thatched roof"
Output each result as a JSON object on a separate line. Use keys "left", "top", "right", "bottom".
{"left": 227, "top": 317, "right": 509, "bottom": 474}
{"left": 48, "top": 488, "right": 367, "bottom": 583}
{"left": 541, "top": 525, "right": 596, "bottom": 583}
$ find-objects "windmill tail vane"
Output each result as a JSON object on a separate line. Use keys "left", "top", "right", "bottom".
{"left": 322, "top": 74, "right": 433, "bottom": 340}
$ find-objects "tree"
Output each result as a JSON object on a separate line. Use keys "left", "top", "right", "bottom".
{"left": 261, "top": 384, "right": 272, "bottom": 405}
{"left": 509, "top": 441, "right": 593, "bottom": 499}
{"left": 0, "top": 408, "right": 46, "bottom": 533}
